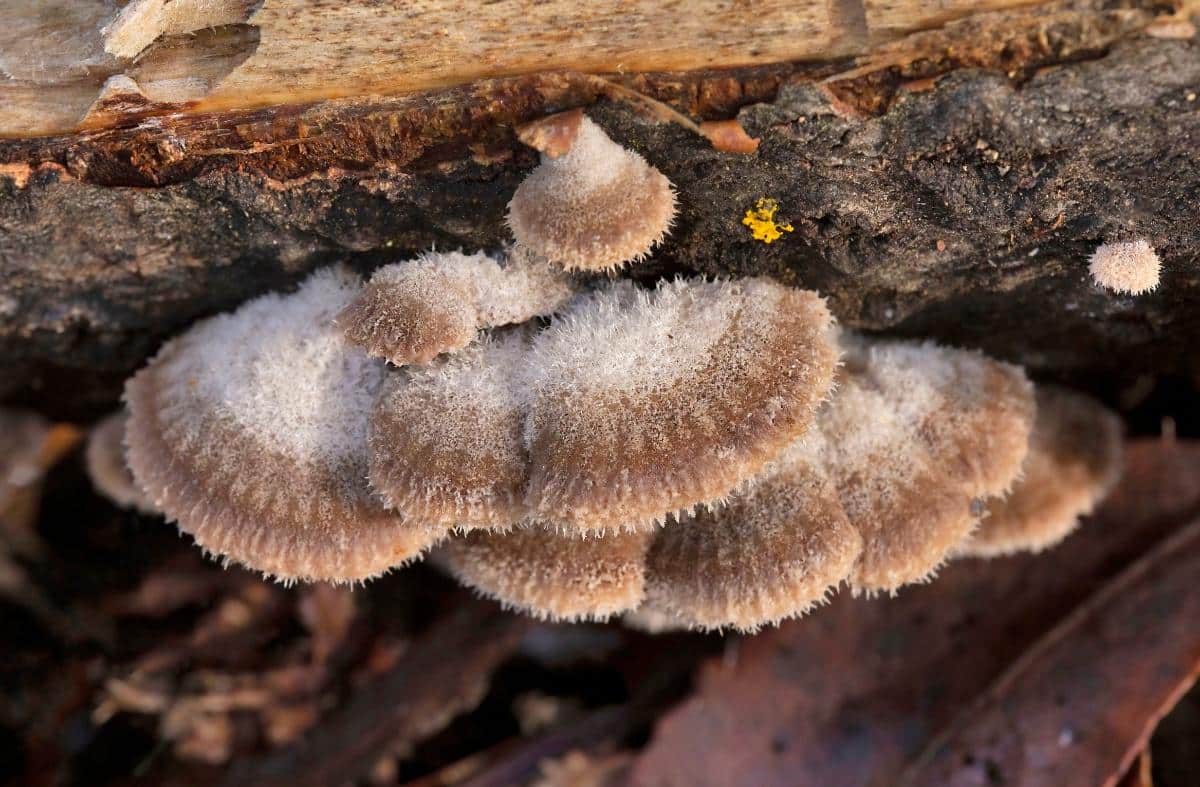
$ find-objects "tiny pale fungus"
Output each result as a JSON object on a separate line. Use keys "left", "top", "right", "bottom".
{"left": 1088, "top": 239, "right": 1161, "bottom": 295}
{"left": 439, "top": 525, "right": 650, "bottom": 622}
{"left": 369, "top": 328, "right": 532, "bottom": 531}
{"left": 337, "top": 249, "right": 573, "bottom": 366}
{"left": 125, "top": 268, "right": 443, "bottom": 584}
{"left": 962, "top": 386, "right": 1123, "bottom": 557}
{"left": 820, "top": 334, "right": 1035, "bottom": 594}
{"left": 639, "top": 435, "right": 862, "bottom": 632}
{"left": 523, "top": 277, "right": 838, "bottom": 535}
{"left": 86, "top": 411, "right": 157, "bottom": 514}
{"left": 507, "top": 113, "right": 676, "bottom": 271}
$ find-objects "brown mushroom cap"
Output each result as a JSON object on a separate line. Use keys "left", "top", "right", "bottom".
{"left": 369, "top": 328, "right": 532, "bottom": 531}
{"left": 820, "top": 334, "right": 1035, "bottom": 593}
{"left": 86, "top": 411, "right": 157, "bottom": 514}
{"left": 438, "top": 524, "right": 651, "bottom": 622}
{"left": 478, "top": 244, "right": 578, "bottom": 327}
{"left": 125, "top": 268, "right": 442, "bottom": 584}
{"left": 337, "top": 249, "right": 574, "bottom": 367}
{"left": 507, "top": 115, "right": 676, "bottom": 271}
{"left": 962, "top": 386, "right": 1123, "bottom": 557}
{"left": 524, "top": 278, "right": 839, "bottom": 535}
{"left": 841, "top": 335, "right": 1035, "bottom": 499}
{"left": 640, "top": 434, "right": 862, "bottom": 632}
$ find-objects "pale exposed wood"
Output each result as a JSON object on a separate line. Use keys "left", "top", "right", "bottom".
{"left": 863, "top": 0, "right": 1047, "bottom": 41}
{"left": 1, "top": 0, "right": 1051, "bottom": 137}
{"left": 103, "top": 0, "right": 257, "bottom": 59}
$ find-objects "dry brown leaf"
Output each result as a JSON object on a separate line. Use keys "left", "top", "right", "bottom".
{"left": 699, "top": 120, "right": 760, "bottom": 153}
{"left": 899, "top": 516, "right": 1200, "bottom": 786}
{"left": 213, "top": 595, "right": 528, "bottom": 787}
{"left": 1115, "top": 749, "right": 1152, "bottom": 787}
{"left": 629, "top": 439, "right": 1200, "bottom": 787}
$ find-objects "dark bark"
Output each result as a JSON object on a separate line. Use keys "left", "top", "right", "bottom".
{"left": 2, "top": 36, "right": 1198, "bottom": 417}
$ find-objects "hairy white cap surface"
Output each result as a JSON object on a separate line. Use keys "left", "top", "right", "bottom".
{"left": 962, "top": 386, "right": 1123, "bottom": 557}
{"left": 820, "top": 334, "right": 1035, "bottom": 593}
{"left": 524, "top": 277, "right": 839, "bottom": 535}
{"left": 338, "top": 249, "right": 575, "bottom": 366}
{"left": 86, "top": 412, "right": 157, "bottom": 514}
{"left": 1088, "top": 240, "right": 1161, "bottom": 295}
{"left": 369, "top": 327, "right": 533, "bottom": 531}
{"left": 507, "top": 115, "right": 676, "bottom": 271}
{"left": 639, "top": 433, "right": 862, "bottom": 633}
{"left": 438, "top": 524, "right": 650, "bottom": 622}
{"left": 124, "top": 267, "right": 443, "bottom": 584}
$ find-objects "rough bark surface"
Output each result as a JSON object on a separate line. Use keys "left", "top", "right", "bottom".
{"left": 2, "top": 20, "right": 1198, "bottom": 416}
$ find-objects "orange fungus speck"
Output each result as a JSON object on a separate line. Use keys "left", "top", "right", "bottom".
{"left": 742, "top": 198, "right": 794, "bottom": 244}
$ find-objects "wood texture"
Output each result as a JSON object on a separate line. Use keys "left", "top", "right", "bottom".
{"left": 3, "top": 1, "right": 1194, "bottom": 418}
{"left": 1, "top": 0, "right": 1051, "bottom": 136}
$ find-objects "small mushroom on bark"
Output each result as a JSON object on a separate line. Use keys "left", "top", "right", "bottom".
{"left": 337, "top": 249, "right": 574, "bottom": 367}
{"left": 523, "top": 278, "right": 839, "bottom": 535}
{"left": 1088, "top": 239, "right": 1161, "bottom": 295}
{"left": 125, "top": 268, "right": 442, "bottom": 584}
{"left": 507, "top": 112, "right": 676, "bottom": 271}
{"left": 961, "top": 386, "right": 1123, "bottom": 557}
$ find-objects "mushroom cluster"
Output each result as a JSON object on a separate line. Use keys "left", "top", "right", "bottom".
{"left": 102, "top": 111, "right": 1124, "bottom": 632}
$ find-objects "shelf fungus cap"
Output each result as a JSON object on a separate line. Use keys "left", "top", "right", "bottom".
{"left": 438, "top": 524, "right": 651, "bottom": 622}
{"left": 1088, "top": 239, "right": 1161, "bottom": 295}
{"left": 507, "top": 112, "right": 676, "bottom": 271}
{"left": 86, "top": 411, "right": 157, "bottom": 514}
{"left": 962, "top": 386, "right": 1123, "bottom": 557}
{"left": 337, "top": 249, "right": 575, "bottom": 366}
{"left": 124, "top": 268, "right": 443, "bottom": 584}
{"left": 820, "top": 334, "right": 1034, "bottom": 594}
{"left": 640, "top": 434, "right": 862, "bottom": 632}
{"left": 842, "top": 335, "right": 1036, "bottom": 499}
{"left": 369, "top": 328, "right": 532, "bottom": 531}
{"left": 524, "top": 278, "right": 839, "bottom": 535}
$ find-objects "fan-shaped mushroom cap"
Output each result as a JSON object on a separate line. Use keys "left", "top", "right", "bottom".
{"left": 524, "top": 278, "right": 839, "bottom": 535}
{"left": 842, "top": 335, "right": 1035, "bottom": 498}
{"left": 507, "top": 114, "right": 676, "bottom": 271}
{"left": 86, "top": 411, "right": 157, "bottom": 513}
{"left": 962, "top": 386, "right": 1123, "bottom": 557}
{"left": 369, "top": 328, "right": 532, "bottom": 531}
{"left": 438, "top": 525, "right": 651, "bottom": 622}
{"left": 124, "top": 268, "right": 442, "bottom": 584}
{"left": 337, "top": 249, "right": 574, "bottom": 367}
{"left": 820, "top": 335, "right": 1035, "bottom": 593}
{"left": 1088, "top": 240, "right": 1161, "bottom": 295}
{"left": 640, "top": 434, "right": 862, "bottom": 632}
